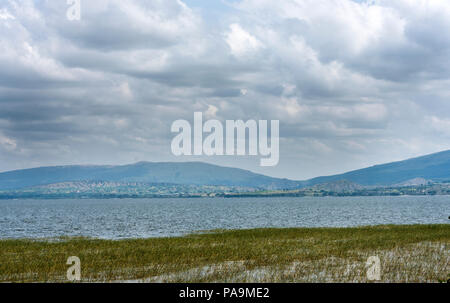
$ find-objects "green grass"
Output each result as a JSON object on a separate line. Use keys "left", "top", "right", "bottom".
{"left": 0, "top": 225, "right": 448, "bottom": 282}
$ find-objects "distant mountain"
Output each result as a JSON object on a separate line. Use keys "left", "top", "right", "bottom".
{"left": 0, "top": 150, "right": 449, "bottom": 192}
{"left": 305, "top": 150, "right": 450, "bottom": 186}
{"left": 0, "top": 162, "right": 300, "bottom": 191}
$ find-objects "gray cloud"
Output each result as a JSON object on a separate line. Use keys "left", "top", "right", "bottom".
{"left": 0, "top": 0, "right": 449, "bottom": 179}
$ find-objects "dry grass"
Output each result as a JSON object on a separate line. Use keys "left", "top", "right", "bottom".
{"left": 0, "top": 225, "right": 448, "bottom": 283}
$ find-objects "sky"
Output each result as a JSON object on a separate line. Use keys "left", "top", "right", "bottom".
{"left": 0, "top": 0, "right": 449, "bottom": 180}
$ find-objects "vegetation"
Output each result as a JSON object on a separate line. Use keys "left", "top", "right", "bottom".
{"left": 0, "top": 225, "right": 448, "bottom": 283}
{"left": 1, "top": 180, "right": 449, "bottom": 199}
{"left": 224, "top": 182, "right": 450, "bottom": 198}
{"left": 0, "top": 181, "right": 253, "bottom": 199}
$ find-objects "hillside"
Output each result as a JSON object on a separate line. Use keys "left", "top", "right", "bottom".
{"left": 305, "top": 150, "right": 450, "bottom": 187}
{"left": 0, "top": 150, "right": 449, "bottom": 194}
{"left": 0, "top": 162, "right": 300, "bottom": 191}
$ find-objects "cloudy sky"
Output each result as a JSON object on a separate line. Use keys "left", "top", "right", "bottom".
{"left": 0, "top": 0, "right": 449, "bottom": 180}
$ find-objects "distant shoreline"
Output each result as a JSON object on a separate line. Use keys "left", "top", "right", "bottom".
{"left": 0, "top": 190, "right": 449, "bottom": 200}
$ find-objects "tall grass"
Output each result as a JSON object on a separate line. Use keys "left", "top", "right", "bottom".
{"left": 0, "top": 225, "right": 448, "bottom": 282}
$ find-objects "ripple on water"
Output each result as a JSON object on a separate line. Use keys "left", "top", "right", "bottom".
{"left": 0, "top": 196, "right": 448, "bottom": 239}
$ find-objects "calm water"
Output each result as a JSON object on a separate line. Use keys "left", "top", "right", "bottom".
{"left": 0, "top": 196, "right": 448, "bottom": 239}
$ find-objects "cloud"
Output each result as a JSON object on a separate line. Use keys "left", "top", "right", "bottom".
{"left": 0, "top": 132, "right": 17, "bottom": 151}
{"left": 0, "top": 0, "right": 449, "bottom": 179}
{"left": 0, "top": 8, "right": 14, "bottom": 20}
{"left": 225, "top": 23, "right": 263, "bottom": 57}
{"left": 427, "top": 116, "right": 450, "bottom": 137}
{"left": 205, "top": 105, "right": 219, "bottom": 119}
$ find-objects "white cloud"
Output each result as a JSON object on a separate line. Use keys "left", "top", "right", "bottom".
{"left": 0, "top": 8, "right": 15, "bottom": 20}
{"left": 0, "top": 133, "right": 17, "bottom": 151}
{"left": 117, "top": 82, "right": 133, "bottom": 99}
{"left": 225, "top": 23, "right": 263, "bottom": 57}
{"left": 277, "top": 97, "right": 304, "bottom": 118}
{"left": 428, "top": 116, "right": 450, "bottom": 137}
{"left": 205, "top": 105, "right": 219, "bottom": 119}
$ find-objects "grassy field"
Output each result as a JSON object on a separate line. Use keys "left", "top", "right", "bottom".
{"left": 0, "top": 224, "right": 448, "bottom": 283}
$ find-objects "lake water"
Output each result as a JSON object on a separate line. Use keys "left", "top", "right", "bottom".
{"left": 0, "top": 196, "right": 448, "bottom": 239}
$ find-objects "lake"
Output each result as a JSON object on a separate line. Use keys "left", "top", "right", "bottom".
{"left": 0, "top": 196, "right": 448, "bottom": 239}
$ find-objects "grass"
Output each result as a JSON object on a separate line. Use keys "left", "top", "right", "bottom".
{"left": 0, "top": 224, "right": 448, "bottom": 283}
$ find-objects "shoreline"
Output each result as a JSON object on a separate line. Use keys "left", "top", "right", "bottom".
{"left": 1, "top": 223, "right": 449, "bottom": 242}
{"left": 1, "top": 193, "right": 450, "bottom": 200}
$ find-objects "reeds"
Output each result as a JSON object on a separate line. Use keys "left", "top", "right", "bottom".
{"left": 0, "top": 225, "right": 448, "bottom": 282}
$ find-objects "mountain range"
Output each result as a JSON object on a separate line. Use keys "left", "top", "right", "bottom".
{"left": 0, "top": 150, "right": 449, "bottom": 192}
{"left": 0, "top": 162, "right": 298, "bottom": 191}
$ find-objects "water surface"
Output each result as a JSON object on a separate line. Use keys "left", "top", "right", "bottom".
{"left": 0, "top": 196, "right": 448, "bottom": 239}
